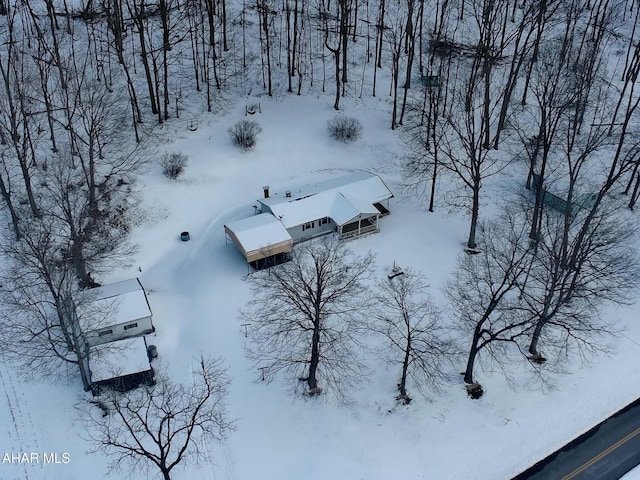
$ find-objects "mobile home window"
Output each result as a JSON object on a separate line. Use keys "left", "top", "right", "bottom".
{"left": 320, "top": 217, "right": 330, "bottom": 225}
{"left": 124, "top": 323, "right": 138, "bottom": 331}
{"left": 98, "top": 329, "right": 113, "bottom": 337}
{"left": 302, "top": 221, "right": 314, "bottom": 231}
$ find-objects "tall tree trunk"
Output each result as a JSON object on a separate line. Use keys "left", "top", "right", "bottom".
{"left": 398, "top": 0, "right": 416, "bottom": 125}
{"left": 71, "top": 235, "right": 95, "bottom": 288}
{"left": 399, "top": 336, "right": 410, "bottom": 397}
{"left": 0, "top": 173, "right": 21, "bottom": 239}
{"left": 529, "top": 142, "right": 549, "bottom": 241}
{"left": 43, "top": 0, "right": 67, "bottom": 89}
{"left": 222, "top": 0, "right": 229, "bottom": 51}
{"left": 371, "top": 0, "right": 384, "bottom": 96}
{"left": 130, "top": 0, "right": 160, "bottom": 115}
{"left": 629, "top": 172, "right": 640, "bottom": 210}
{"left": 340, "top": 0, "right": 349, "bottom": 93}
{"left": 259, "top": 1, "right": 273, "bottom": 96}
{"left": 59, "top": 295, "right": 91, "bottom": 391}
{"left": 17, "top": 147, "right": 40, "bottom": 219}
{"left": 286, "top": 0, "right": 293, "bottom": 92}
{"left": 428, "top": 138, "right": 438, "bottom": 212}
{"left": 467, "top": 184, "right": 480, "bottom": 249}
{"left": 160, "top": 0, "right": 171, "bottom": 120}
{"left": 391, "top": 48, "right": 399, "bottom": 129}
{"left": 308, "top": 316, "right": 322, "bottom": 390}
{"left": 332, "top": 47, "right": 340, "bottom": 109}
{"left": 463, "top": 337, "right": 480, "bottom": 384}
{"left": 528, "top": 315, "right": 547, "bottom": 356}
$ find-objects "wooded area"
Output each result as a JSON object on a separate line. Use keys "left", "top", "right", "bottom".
{"left": 0, "top": 0, "right": 639, "bottom": 399}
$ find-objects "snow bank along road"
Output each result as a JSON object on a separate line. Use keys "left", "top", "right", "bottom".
{"left": 514, "top": 397, "right": 640, "bottom": 479}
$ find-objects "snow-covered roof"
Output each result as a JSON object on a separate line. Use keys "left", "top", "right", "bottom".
{"left": 259, "top": 171, "right": 393, "bottom": 207}
{"left": 225, "top": 213, "right": 293, "bottom": 253}
{"left": 258, "top": 171, "right": 393, "bottom": 228}
{"left": 224, "top": 213, "right": 294, "bottom": 262}
{"left": 331, "top": 193, "right": 381, "bottom": 226}
{"left": 92, "top": 278, "right": 144, "bottom": 299}
{"left": 266, "top": 191, "right": 379, "bottom": 228}
{"left": 89, "top": 336, "right": 151, "bottom": 383}
{"left": 88, "top": 279, "right": 152, "bottom": 328}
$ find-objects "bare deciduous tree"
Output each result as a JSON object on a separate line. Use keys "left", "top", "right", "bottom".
{"left": 522, "top": 204, "right": 639, "bottom": 363}
{"left": 319, "top": 0, "right": 349, "bottom": 110}
{"left": 256, "top": 0, "right": 272, "bottom": 94}
{"left": 242, "top": 236, "right": 374, "bottom": 400}
{"left": 446, "top": 211, "right": 532, "bottom": 397}
{"left": 80, "top": 357, "right": 235, "bottom": 480}
{"left": 0, "top": 217, "right": 95, "bottom": 390}
{"left": 40, "top": 155, "right": 136, "bottom": 288}
{"left": 0, "top": 5, "right": 44, "bottom": 219}
{"left": 372, "top": 268, "right": 458, "bottom": 404}
{"left": 438, "top": 96, "right": 508, "bottom": 250}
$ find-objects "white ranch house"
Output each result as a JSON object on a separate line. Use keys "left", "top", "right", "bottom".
{"left": 84, "top": 278, "right": 155, "bottom": 347}
{"left": 225, "top": 171, "right": 393, "bottom": 268}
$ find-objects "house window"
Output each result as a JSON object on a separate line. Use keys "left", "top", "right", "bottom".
{"left": 98, "top": 329, "right": 113, "bottom": 337}
{"left": 320, "top": 217, "right": 330, "bottom": 225}
{"left": 124, "top": 323, "right": 138, "bottom": 331}
{"left": 302, "top": 221, "right": 314, "bottom": 231}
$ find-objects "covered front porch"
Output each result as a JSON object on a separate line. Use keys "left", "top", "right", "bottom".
{"left": 338, "top": 215, "right": 379, "bottom": 239}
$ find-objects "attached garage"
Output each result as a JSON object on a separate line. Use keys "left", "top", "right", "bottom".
{"left": 224, "top": 213, "right": 294, "bottom": 269}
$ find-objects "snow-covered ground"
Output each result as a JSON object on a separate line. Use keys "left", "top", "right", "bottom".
{"left": 1, "top": 94, "right": 639, "bottom": 480}
{"left": 623, "top": 466, "right": 640, "bottom": 479}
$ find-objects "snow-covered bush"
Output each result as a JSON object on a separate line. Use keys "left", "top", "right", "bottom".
{"left": 160, "top": 152, "right": 188, "bottom": 180}
{"left": 328, "top": 116, "right": 362, "bottom": 143}
{"left": 229, "top": 120, "right": 262, "bottom": 150}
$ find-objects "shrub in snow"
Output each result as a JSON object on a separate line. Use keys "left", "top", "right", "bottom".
{"left": 161, "top": 152, "right": 188, "bottom": 180}
{"left": 229, "top": 120, "right": 262, "bottom": 150}
{"left": 328, "top": 116, "right": 362, "bottom": 143}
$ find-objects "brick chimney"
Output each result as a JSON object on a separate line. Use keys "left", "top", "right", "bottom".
{"left": 263, "top": 186, "right": 270, "bottom": 198}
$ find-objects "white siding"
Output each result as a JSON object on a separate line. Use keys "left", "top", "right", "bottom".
{"left": 86, "top": 316, "right": 154, "bottom": 346}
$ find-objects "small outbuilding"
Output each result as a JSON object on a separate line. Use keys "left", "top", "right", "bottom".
{"left": 84, "top": 278, "right": 155, "bottom": 347}
{"left": 88, "top": 336, "right": 154, "bottom": 395}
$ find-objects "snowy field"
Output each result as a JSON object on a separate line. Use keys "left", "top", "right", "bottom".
{"left": 1, "top": 94, "right": 640, "bottom": 480}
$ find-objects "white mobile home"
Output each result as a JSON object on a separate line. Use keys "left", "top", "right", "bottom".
{"left": 224, "top": 171, "right": 394, "bottom": 267}
{"left": 257, "top": 171, "right": 393, "bottom": 241}
{"left": 84, "top": 278, "right": 154, "bottom": 346}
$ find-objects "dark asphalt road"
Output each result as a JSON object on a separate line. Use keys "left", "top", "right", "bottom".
{"left": 513, "top": 397, "right": 640, "bottom": 480}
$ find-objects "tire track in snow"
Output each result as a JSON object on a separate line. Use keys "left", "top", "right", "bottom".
{"left": 0, "top": 368, "right": 39, "bottom": 479}
{"left": 190, "top": 357, "right": 237, "bottom": 480}
{"left": 220, "top": 443, "right": 237, "bottom": 480}
{"left": 206, "top": 441, "right": 237, "bottom": 480}
{"left": 0, "top": 368, "right": 21, "bottom": 445}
